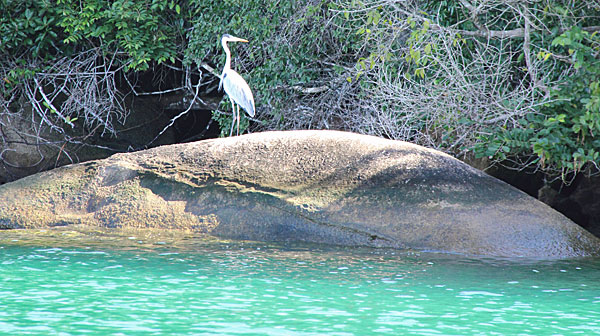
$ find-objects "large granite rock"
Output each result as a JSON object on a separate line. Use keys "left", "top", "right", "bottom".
{"left": 0, "top": 130, "right": 598, "bottom": 257}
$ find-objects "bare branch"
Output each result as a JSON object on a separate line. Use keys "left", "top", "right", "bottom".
{"left": 456, "top": 27, "right": 525, "bottom": 38}
{"left": 521, "top": 5, "right": 536, "bottom": 86}
{"left": 290, "top": 85, "right": 329, "bottom": 94}
{"left": 33, "top": 77, "right": 74, "bottom": 128}
{"left": 145, "top": 74, "right": 204, "bottom": 147}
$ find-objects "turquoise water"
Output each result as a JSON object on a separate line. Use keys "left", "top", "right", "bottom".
{"left": 1, "top": 230, "right": 599, "bottom": 335}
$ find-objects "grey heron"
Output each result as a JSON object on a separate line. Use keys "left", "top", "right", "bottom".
{"left": 219, "top": 34, "right": 255, "bottom": 136}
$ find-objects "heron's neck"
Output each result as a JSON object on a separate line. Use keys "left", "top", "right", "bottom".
{"left": 222, "top": 40, "right": 231, "bottom": 74}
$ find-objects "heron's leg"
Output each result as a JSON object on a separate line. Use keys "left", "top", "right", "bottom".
{"left": 236, "top": 104, "right": 241, "bottom": 136}
{"left": 229, "top": 99, "right": 236, "bottom": 137}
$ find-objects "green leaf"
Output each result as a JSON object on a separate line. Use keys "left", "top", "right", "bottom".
{"left": 424, "top": 43, "right": 431, "bottom": 54}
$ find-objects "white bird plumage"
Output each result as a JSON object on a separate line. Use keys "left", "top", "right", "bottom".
{"left": 219, "top": 34, "right": 255, "bottom": 136}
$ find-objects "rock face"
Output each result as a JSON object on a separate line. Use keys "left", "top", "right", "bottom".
{"left": 0, "top": 130, "right": 598, "bottom": 258}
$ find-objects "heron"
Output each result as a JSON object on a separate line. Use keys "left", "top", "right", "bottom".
{"left": 219, "top": 34, "right": 255, "bottom": 136}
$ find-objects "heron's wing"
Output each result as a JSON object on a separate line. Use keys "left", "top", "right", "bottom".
{"left": 222, "top": 70, "right": 255, "bottom": 117}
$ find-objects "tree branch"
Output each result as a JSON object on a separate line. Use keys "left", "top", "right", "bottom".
{"left": 522, "top": 5, "right": 536, "bottom": 86}
{"left": 456, "top": 27, "right": 526, "bottom": 39}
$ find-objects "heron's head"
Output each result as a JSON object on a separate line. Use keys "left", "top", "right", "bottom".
{"left": 221, "top": 34, "right": 248, "bottom": 44}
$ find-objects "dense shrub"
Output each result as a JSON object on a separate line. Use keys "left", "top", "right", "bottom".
{"left": 1, "top": 0, "right": 599, "bottom": 183}
{"left": 1, "top": 0, "right": 184, "bottom": 140}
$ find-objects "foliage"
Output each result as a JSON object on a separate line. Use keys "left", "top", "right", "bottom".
{"left": 0, "top": 0, "right": 186, "bottom": 178}
{"left": 1, "top": 0, "right": 184, "bottom": 67}
{"left": 185, "top": 0, "right": 359, "bottom": 135}
{"left": 280, "top": 0, "right": 600, "bottom": 181}
{"left": 2, "top": 0, "right": 600, "bottom": 184}
{"left": 465, "top": 3, "right": 600, "bottom": 179}
{"left": 0, "top": 0, "right": 62, "bottom": 60}
{"left": 57, "top": 0, "right": 183, "bottom": 70}
{"left": 186, "top": 0, "right": 299, "bottom": 135}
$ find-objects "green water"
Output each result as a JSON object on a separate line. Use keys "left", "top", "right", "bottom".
{"left": 1, "top": 229, "right": 599, "bottom": 335}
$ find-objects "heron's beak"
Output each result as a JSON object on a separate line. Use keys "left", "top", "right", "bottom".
{"left": 232, "top": 36, "right": 248, "bottom": 43}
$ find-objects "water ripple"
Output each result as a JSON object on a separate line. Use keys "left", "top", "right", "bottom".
{"left": 0, "top": 241, "right": 599, "bottom": 335}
